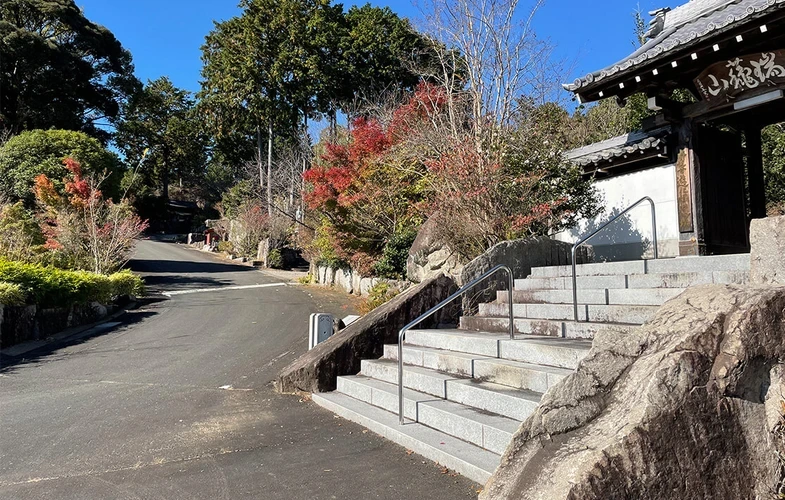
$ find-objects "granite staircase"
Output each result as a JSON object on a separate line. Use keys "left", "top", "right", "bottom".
{"left": 312, "top": 254, "right": 750, "bottom": 484}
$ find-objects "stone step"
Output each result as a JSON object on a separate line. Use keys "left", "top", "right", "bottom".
{"left": 360, "top": 358, "right": 542, "bottom": 420}
{"left": 336, "top": 375, "right": 521, "bottom": 455}
{"left": 403, "top": 329, "right": 592, "bottom": 370}
{"left": 497, "top": 287, "right": 685, "bottom": 306}
{"left": 479, "top": 302, "right": 658, "bottom": 324}
{"left": 514, "top": 275, "right": 628, "bottom": 290}
{"left": 312, "top": 391, "right": 500, "bottom": 484}
{"left": 514, "top": 270, "right": 749, "bottom": 291}
{"left": 459, "top": 316, "right": 637, "bottom": 339}
{"left": 530, "top": 254, "right": 749, "bottom": 278}
{"left": 627, "top": 270, "right": 749, "bottom": 288}
{"left": 383, "top": 344, "right": 572, "bottom": 392}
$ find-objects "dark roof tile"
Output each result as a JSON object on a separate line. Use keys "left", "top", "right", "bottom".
{"left": 565, "top": 0, "right": 785, "bottom": 94}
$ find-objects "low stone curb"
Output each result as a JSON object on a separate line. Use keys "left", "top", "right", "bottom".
{"left": 1, "top": 300, "right": 138, "bottom": 358}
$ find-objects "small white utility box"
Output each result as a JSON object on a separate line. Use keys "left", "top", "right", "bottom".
{"left": 309, "top": 313, "right": 334, "bottom": 350}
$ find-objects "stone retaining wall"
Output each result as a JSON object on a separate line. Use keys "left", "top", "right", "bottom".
{"left": 312, "top": 264, "right": 409, "bottom": 297}
{"left": 0, "top": 302, "right": 113, "bottom": 349}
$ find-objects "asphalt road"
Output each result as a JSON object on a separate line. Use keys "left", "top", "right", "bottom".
{"left": 0, "top": 240, "right": 478, "bottom": 499}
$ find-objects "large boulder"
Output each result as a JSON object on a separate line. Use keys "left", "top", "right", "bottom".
{"left": 406, "top": 217, "right": 464, "bottom": 283}
{"left": 750, "top": 215, "right": 785, "bottom": 285}
{"left": 482, "top": 285, "right": 785, "bottom": 500}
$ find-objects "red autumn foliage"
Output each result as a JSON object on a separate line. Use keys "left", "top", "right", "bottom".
{"left": 33, "top": 157, "right": 149, "bottom": 273}
{"left": 388, "top": 82, "right": 448, "bottom": 142}
{"left": 63, "top": 157, "right": 101, "bottom": 207}
{"left": 303, "top": 116, "right": 393, "bottom": 212}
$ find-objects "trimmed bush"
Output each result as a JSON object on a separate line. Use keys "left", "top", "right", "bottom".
{"left": 0, "top": 259, "right": 144, "bottom": 307}
{"left": 0, "top": 282, "right": 25, "bottom": 306}
{"left": 108, "top": 270, "right": 146, "bottom": 298}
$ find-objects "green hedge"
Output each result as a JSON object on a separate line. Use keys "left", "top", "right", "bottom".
{"left": 0, "top": 260, "right": 144, "bottom": 307}
{"left": 0, "top": 282, "right": 25, "bottom": 306}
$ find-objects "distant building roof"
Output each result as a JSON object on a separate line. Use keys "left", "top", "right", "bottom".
{"left": 564, "top": 0, "right": 785, "bottom": 95}
{"left": 566, "top": 127, "right": 672, "bottom": 168}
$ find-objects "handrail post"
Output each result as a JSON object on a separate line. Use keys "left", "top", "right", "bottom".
{"left": 649, "top": 197, "right": 659, "bottom": 259}
{"left": 571, "top": 196, "right": 659, "bottom": 323}
{"left": 572, "top": 246, "right": 579, "bottom": 322}
{"left": 398, "top": 264, "right": 513, "bottom": 424}
{"left": 507, "top": 267, "right": 514, "bottom": 341}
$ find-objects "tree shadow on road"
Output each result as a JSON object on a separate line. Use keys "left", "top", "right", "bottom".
{"left": 128, "top": 259, "right": 257, "bottom": 294}
{"left": 0, "top": 300, "right": 161, "bottom": 375}
{"left": 128, "top": 259, "right": 255, "bottom": 275}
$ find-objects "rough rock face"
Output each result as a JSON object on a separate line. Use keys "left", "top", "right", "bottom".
{"left": 751, "top": 215, "right": 785, "bottom": 285}
{"left": 482, "top": 285, "right": 785, "bottom": 500}
{"left": 407, "top": 217, "right": 465, "bottom": 283}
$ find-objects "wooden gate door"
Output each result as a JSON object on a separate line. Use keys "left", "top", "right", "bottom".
{"left": 694, "top": 125, "right": 750, "bottom": 254}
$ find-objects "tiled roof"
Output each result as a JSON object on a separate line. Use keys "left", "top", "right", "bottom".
{"left": 566, "top": 127, "right": 672, "bottom": 167}
{"left": 564, "top": 0, "right": 785, "bottom": 93}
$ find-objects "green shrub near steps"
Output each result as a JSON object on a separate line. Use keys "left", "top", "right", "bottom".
{"left": 0, "top": 259, "right": 144, "bottom": 308}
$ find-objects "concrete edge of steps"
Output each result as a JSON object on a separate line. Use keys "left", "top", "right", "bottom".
{"left": 383, "top": 343, "right": 573, "bottom": 393}
{"left": 361, "top": 358, "right": 542, "bottom": 420}
{"left": 478, "top": 302, "right": 658, "bottom": 324}
{"left": 459, "top": 316, "right": 637, "bottom": 339}
{"left": 312, "top": 391, "right": 499, "bottom": 484}
{"left": 403, "top": 329, "right": 592, "bottom": 370}
{"left": 514, "top": 270, "right": 749, "bottom": 291}
{"left": 496, "top": 287, "right": 685, "bottom": 306}
{"left": 337, "top": 374, "right": 520, "bottom": 455}
{"left": 530, "top": 254, "right": 750, "bottom": 278}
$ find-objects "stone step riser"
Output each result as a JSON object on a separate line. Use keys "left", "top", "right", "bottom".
{"left": 515, "top": 270, "right": 749, "bottom": 290}
{"left": 497, "top": 288, "right": 686, "bottom": 306}
{"left": 627, "top": 270, "right": 749, "bottom": 288}
{"left": 312, "top": 392, "right": 499, "bottom": 484}
{"left": 531, "top": 254, "right": 750, "bottom": 278}
{"left": 514, "top": 275, "right": 628, "bottom": 290}
{"left": 459, "top": 316, "right": 635, "bottom": 339}
{"left": 403, "top": 330, "right": 590, "bottom": 370}
{"left": 336, "top": 376, "right": 517, "bottom": 455}
{"left": 479, "top": 302, "right": 657, "bottom": 324}
{"left": 383, "top": 344, "right": 568, "bottom": 393}
{"left": 360, "top": 360, "right": 540, "bottom": 420}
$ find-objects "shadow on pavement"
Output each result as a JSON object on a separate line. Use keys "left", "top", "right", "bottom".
{"left": 140, "top": 275, "right": 233, "bottom": 293}
{"left": 128, "top": 259, "right": 254, "bottom": 275}
{"left": 0, "top": 301, "right": 160, "bottom": 375}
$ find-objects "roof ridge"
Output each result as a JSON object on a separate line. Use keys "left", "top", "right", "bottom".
{"left": 662, "top": 0, "right": 740, "bottom": 34}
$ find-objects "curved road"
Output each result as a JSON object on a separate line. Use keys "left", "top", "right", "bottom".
{"left": 0, "top": 240, "right": 477, "bottom": 499}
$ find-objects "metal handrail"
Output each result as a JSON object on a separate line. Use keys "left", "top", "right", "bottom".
{"left": 571, "top": 196, "right": 658, "bottom": 322}
{"left": 397, "top": 264, "right": 514, "bottom": 425}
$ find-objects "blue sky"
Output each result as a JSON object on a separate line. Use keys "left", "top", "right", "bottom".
{"left": 78, "top": 0, "right": 679, "bottom": 99}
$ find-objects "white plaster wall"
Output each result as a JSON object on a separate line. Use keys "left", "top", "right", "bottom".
{"left": 556, "top": 164, "right": 680, "bottom": 260}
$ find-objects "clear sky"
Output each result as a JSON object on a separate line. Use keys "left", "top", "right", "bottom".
{"left": 77, "top": 0, "right": 680, "bottom": 100}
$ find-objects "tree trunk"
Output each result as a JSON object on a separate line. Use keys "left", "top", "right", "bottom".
{"left": 161, "top": 149, "right": 170, "bottom": 201}
{"left": 256, "top": 123, "right": 264, "bottom": 194}
{"left": 267, "top": 120, "right": 273, "bottom": 217}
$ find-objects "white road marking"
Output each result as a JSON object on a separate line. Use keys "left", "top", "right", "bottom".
{"left": 162, "top": 283, "right": 289, "bottom": 297}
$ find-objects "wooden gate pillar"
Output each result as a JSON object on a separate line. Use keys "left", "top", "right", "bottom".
{"left": 675, "top": 120, "right": 706, "bottom": 256}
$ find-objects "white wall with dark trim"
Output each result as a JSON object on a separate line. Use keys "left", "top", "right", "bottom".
{"left": 555, "top": 164, "right": 680, "bottom": 261}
